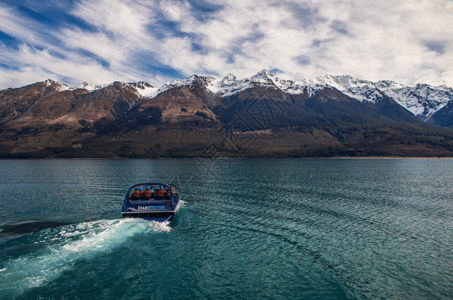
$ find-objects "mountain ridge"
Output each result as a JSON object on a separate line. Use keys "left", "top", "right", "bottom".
{"left": 2, "top": 70, "right": 453, "bottom": 158}
{"left": 17, "top": 70, "right": 453, "bottom": 122}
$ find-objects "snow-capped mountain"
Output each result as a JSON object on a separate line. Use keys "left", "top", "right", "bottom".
{"left": 43, "top": 79, "right": 73, "bottom": 92}
{"left": 154, "top": 75, "right": 216, "bottom": 96}
{"left": 73, "top": 80, "right": 157, "bottom": 97}
{"left": 212, "top": 70, "right": 325, "bottom": 97}
{"left": 77, "top": 82, "right": 104, "bottom": 91}
{"left": 381, "top": 84, "right": 453, "bottom": 120}
{"left": 3, "top": 72, "right": 453, "bottom": 158}
{"left": 174, "top": 70, "right": 453, "bottom": 120}
{"left": 127, "top": 81, "right": 157, "bottom": 97}
{"left": 153, "top": 70, "right": 453, "bottom": 120}
{"left": 23, "top": 78, "right": 157, "bottom": 98}
{"left": 23, "top": 71, "right": 453, "bottom": 122}
{"left": 304, "top": 75, "right": 453, "bottom": 119}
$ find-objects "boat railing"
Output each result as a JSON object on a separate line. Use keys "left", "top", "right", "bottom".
{"left": 129, "top": 198, "right": 172, "bottom": 203}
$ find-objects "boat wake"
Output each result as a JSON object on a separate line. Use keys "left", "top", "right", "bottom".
{"left": 175, "top": 199, "right": 185, "bottom": 212}
{"left": 0, "top": 218, "right": 170, "bottom": 298}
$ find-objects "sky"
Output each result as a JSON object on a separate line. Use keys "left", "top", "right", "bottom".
{"left": 0, "top": 0, "right": 452, "bottom": 89}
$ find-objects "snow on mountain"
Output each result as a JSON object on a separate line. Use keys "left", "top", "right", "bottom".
{"left": 303, "top": 75, "right": 453, "bottom": 119}
{"left": 149, "top": 75, "right": 217, "bottom": 98}
{"left": 307, "top": 76, "right": 391, "bottom": 103}
{"left": 213, "top": 69, "right": 322, "bottom": 97}
{"left": 206, "top": 71, "right": 453, "bottom": 119}
{"left": 77, "top": 82, "right": 108, "bottom": 91}
{"left": 214, "top": 72, "right": 254, "bottom": 97}
{"left": 35, "top": 72, "right": 453, "bottom": 120}
{"left": 43, "top": 79, "right": 73, "bottom": 92}
{"left": 127, "top": 81, "right": 157, "bottom": 97}
{"left": 380, "top": 84, "right": 453, "bottom": 119}
{"left": 74, "top": 81, "right": 158, "bottom": 98}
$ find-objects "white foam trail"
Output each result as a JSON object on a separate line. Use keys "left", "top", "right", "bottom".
{"left": 175, "top": 199, "right": 186, "bottom": 213}
{"left": 0, "top": 218, "right": 169, "bottom": 297}
{"left": 146, "top": 220, "right": 173, "bottom": 232}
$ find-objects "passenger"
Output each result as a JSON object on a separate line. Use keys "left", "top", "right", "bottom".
{"left": 139, "top": 186, "right": 150, "bottom": 200}
{"left": 131, "top": 188, "right": 142, "bottom": 200}
{"left": 158, "top": 186, "right": 165, "bottom": 196}
{"left": 144, "top": 186, "right": 153, "bottom": 197}
{"left": 132, "top": 188, "right": 141, "bottom": 197}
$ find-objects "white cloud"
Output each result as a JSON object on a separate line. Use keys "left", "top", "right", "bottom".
{"left": 73, "top": 0, "right": 152, "bottom": 39}
{"left": 160, "top": 0, "right": 191, "bottom": 22}
{"left": 0, "top": 0, "right": 178, "bottom": 88}
{"left": 1, "top": 0, "right": 453, "bottom": 89}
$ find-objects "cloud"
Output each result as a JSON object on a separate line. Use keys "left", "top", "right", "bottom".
{"left": 424, "top": 41, "right": 447, "bottom": 56}
{"left": 330, "top": 20, "right": 350, "bottom": 36}
{"left": 275, "top": 1, "right": 327, "bottom": 29}
{"left": 295, "top": 55, "right": 311, "bottom": 67}
{"left": 0, "top": 30, "right": 20, "bottom": 50}
{"left": 0, "top": 0, "right": 180, "bottom": 87}
{"left": 1, "top": 0, "right": 453, "bottom": 89}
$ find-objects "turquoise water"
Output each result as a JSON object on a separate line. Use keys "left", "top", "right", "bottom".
{"left": 0, "top": 159, "right": 452, "bottom": 299}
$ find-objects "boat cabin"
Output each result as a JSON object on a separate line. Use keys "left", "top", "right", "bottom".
{"left": 128, "top": 184, "right": 178, "bottom": 201}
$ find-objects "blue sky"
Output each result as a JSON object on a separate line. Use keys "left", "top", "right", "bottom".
{"left": 0, "top": 0, "right": 452, "bottom": 89}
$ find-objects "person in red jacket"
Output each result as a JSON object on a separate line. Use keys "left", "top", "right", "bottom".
{"left": 131, "top": 187, "right": 143, "bottom": 200}
{"left": 132, "top": 188, "right": 142, "bottom": 197}
{"left": 144, "top": 186, "right": 153, "bottom": 197}
{"left": 158, "top": 186, "right": 165, "bottom": 196}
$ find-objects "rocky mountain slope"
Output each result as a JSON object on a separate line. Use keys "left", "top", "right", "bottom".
{"left": 2, "top": 71, "right": 453, "bottom": 158}
{"left": 208, "top": 70, "right": 453, "bottom": 122}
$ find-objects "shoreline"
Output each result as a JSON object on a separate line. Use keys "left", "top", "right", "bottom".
{"left": 1, "top": 156, "right": 453, "bottom": 160}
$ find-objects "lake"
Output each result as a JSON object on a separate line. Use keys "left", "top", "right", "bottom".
{"left": 0, "top": 158, "right": 452, "bottom": 299}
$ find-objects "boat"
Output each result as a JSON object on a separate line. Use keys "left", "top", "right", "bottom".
{"left": 121, "top": 183, "right": 180, "bottom": 222}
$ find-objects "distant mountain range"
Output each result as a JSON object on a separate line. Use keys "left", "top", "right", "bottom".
{"left": 2, "top": 70, "right": 453, "bottom": 158}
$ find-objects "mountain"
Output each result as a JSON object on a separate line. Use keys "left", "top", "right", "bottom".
{"left": 2, "top": 71, "right": 453, "bottom": 158}
{"left": 0, "top": 80, "right": 149, "bottom": 129}
{"left": 212, "top": 71, "right": 453, "bottom": 121}
{"left": 286, "top": 75, "right": 453, "bottom": 122}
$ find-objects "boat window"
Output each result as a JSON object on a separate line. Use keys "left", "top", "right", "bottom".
{"left": 128, "top": 184, "right": 172, "bottom": 201}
